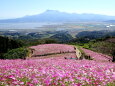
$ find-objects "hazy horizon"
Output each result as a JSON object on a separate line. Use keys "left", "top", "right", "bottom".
{"left": 0, "top": 0, "right": 115, "bottom": 19}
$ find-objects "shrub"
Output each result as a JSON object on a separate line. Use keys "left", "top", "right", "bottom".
{"left": 112, "top": 51, "right": 115, "bottom": 62}
{"left": 3, "top": 48, "right": 29, "bottom": 59}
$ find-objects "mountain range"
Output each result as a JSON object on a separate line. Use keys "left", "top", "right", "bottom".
{"left": 0, "top": 10, "right": 115, "bottom": 23}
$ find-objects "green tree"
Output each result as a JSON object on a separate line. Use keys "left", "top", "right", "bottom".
{"left": 3, "top": 48, "right": 29, "bottom": 59}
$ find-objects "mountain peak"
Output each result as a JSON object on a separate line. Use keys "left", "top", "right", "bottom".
{"left": 40, "top": 10, "right": 61, "bottom": 15}
{"left": 45, "top": 10, "right": 59, "bottom": 12}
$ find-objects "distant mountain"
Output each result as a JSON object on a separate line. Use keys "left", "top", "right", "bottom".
{"left": 1, "top": 10, "right": 115, "bottom": 23}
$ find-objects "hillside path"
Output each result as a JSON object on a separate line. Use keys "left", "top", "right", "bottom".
{"left": 81, "top": 48, "right": 112, "bottom": 62}
{"left": 73, "top": 46, "right": 82, "bottom": 59}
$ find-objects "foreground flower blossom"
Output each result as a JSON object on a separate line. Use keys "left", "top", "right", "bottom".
{"left": 0, "top": 57, "right": 115, "bottom": 86}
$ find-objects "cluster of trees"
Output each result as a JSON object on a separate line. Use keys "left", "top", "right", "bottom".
{"left": 50, "top": 32, "right": 73, "bottom": 43}
{"left": 0, "top": 36, "right": 26, "bottom": 59}
{"left": 0, "top": 36, "right": 22, "bottom": 53}
{"left": 76, "top": 30, "right": 115, "bottom": 40}
{"left": 3, "top": 48, "right": 29, "bottom": 59}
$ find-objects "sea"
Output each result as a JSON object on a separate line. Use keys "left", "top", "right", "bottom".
{"left": 0, "top": 22, "right": 62, "bottom": 30}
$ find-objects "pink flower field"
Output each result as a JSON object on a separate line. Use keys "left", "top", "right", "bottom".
{"left": 30, "top": 44, "right": 75, "bottom": 56}
{"left": 0, "top": 57, "right": 115, "bottom": 86}
{"left": 82, "top": 48, "right": 112, "bottom": 62}
{"left": 0, "top": 44, "right": 115, "bottom": 86}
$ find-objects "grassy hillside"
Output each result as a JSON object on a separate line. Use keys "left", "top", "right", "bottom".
{"left": 79, "top": 37, "right": 115, "bottom": 62}
{"left": 82, "top": 38, "right": 115, "bottom": 55}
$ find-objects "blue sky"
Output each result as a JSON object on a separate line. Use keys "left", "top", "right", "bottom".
{"left": 0, "top": 0, "right": 115, "bottom": 19}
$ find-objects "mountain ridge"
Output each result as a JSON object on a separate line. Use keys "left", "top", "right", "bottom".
{"left": 0, "top": 10, "right": 115, "bottom": 23}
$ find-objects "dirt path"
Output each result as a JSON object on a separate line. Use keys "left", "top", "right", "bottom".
{"left": 73, "top": 46, "right": 82, "bottom": 59}
{"left": 81, "top": 48, "right": 112, "bottom": 62}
